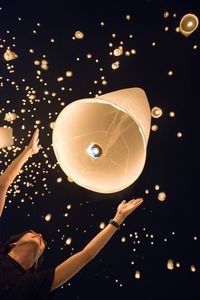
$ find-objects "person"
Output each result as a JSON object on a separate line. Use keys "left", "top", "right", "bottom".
{"left": 0, "top": 129, "right": 144, "bottom": 299}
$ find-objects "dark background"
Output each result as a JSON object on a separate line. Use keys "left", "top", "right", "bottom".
{"left": 0, "top": 0, "right": 199, "bottom": 299}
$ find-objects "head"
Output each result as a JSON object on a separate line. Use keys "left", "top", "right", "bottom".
{"left": 0, "top": 229, "right": 47, "bottom": 269}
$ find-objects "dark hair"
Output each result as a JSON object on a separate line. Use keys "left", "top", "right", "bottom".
{"left": 0, "top": 230, "right": 44, "bottom": 269}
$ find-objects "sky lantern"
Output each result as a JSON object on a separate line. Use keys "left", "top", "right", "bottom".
{"left": 179, "top": 13, "right": 199, "bottom": 37}
{"left": 0, "top": 127, "right": 13, "bottom": 148}
{"left": 52, "top": 87, "right": 151, "bottom": 193}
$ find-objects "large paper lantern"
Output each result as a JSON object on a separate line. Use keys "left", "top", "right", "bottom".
{"left": 0, "top": 127, "right": 13, "bottom": 148}
{"left": 180, "top": 13, "right": 199, "bottom": 37}
{"left": 52, "top": 87, "right": 151, "bottom": 193}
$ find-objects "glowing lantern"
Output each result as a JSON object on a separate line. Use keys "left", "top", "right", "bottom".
{"left": 0, "top": 127, "right": 13, "bottom": 148}
{"left": 151, "top": 107, "right": 162, "bottom": 118}
{"left": 167, "top": 259, "right": 174, "bottom": 270}
{"left": 75, "top": 31, "right": 84, "bottom": 39}
{"left": 4, "top": 50, "right": 18, "bottom": 61}
{"left": 180, "top": 14, "right": 199, "bottom": 37}
{"left": 52, "top": 87, "right": 151, "bottom": 193}
{"left": 4, "top": 112, "right": 17, "bottom": 122}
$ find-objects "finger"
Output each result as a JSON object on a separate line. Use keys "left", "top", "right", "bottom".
{"left": 130, "top": 198, "right": 142, "bottom": 204}
{"left": 134, "top": 198, "right": 143, "bottom": 203}
{"left": 33, "top": 128, "right": 39, "bottom": 138}
{"left": 134, "top": 199, "right": 143, "bottom": 208}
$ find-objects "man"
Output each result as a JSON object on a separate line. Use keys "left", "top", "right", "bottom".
{"left": 0, "top": 129, "right": 143, "bottom": 299}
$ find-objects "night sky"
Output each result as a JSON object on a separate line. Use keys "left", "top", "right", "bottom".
{"left": 0, "top": 0, "right": 200, "bottom": 299}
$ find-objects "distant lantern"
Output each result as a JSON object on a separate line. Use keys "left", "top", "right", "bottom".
{"left": 52, "top": 87, "right": 151, "bottom": 194}
{"left": 66, "top": 71, "right": 73, "bottom": 77}
{"left": 0, "top": 127, "right": 13, "bottom": 148}
{"left": 4, "top": 112, "right": 17, "bottom": 122}
{"left": 111, "top": 61, "right": 120, "bottom": 69}
{"left": 45, "top": 213, "right": 52, "bottom": 221}
{"left": 179, "top": 14, "right": 199, "bottom": 37}
{"left": 151, "top": 107, "right": 162, "bottom": 118}
{"left": 167, "top": 259, "right": 174, "bottom": 270}
{"left": 158, "top": 192, "right": 166, "bottom": 201}
{"left": 41, "top": 60, "right": 48, "bottom": 70}
{"left": 113, "top": 48, "right": 123, "bottom": 56}
{"left": 135, "top": 270, "right": 141, "bottom": 279}
{"left": 75, "top": 31, "right": 84, "bottom": 39}
{"left": 4, "top": 50, "right": 18, "bottom": 61}
{"left": 50, "top": 122, "right": 55, "bottom": 129}
{"left": 65, "top": 238, "right": 72, "bottom": 245}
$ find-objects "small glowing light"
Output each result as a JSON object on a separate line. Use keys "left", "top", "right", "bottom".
{"left": 151, "top": 107, "right": 163, "bottom": 118}
{"left": 135, "top": 270, "right": 140, "bottom": 279}
{"left": 75, "top": 31, "right": 84, "bottom": 39}
{"left": 126, "top": 15, "right": 131, "bottom": 21}
{"left": 131, "top": 49, "right": 136, "bottom": 55}
{"left": 145, "top": 189, "right": 149, "bottom": 194}
{"left": 4, "top": 112, "right": 17, "bottom": 122}
{"left": 50, "top": 122, "right": 55, "bottom": 129}
{"left": 155, "top": 184, "right": 160, "bottom": 190}
{"left": 45, "top": 213, "right": 52, "bottom": 221}
{"left": 65, "top": 238, "right": 72, "bottom": 245}
{"left": 113, "top": 48, "right": 123, "bottom": 56}
{"left": 190, "top": 265, "right": 196, "bottom": 272}
{"left": 67, "top": 204, "right": 71, "bottom": 209}
{"left": 151, "top": 124, "right": 158, "bottom": 131}
{"left": 57, "top": 77, "right": 64, "bottom": 82}
{"left": 99, "top": 222, "right": 105, "bottom": 229}
{"left": 176, "top": 27, "right": 180, "bottom": 32}
{"left": 102, "top": 80, "right": 107, "bottom": 85}
{"left": 177, "top": 132, "right": 182, "bottom": 138}
{"left": 67, "top": 177, "right": 73, "bottom": 182}
{"left": 34, "top": 60, "right": 40, "bottom": 66}
{"left": 167, "top": 259, "right": 174, "bottom": 270}
{"left": 125, "top": 51, "right": 130, "bottom": 56}
{"left": 111, "top": 61, "right": 120, "bottom": 70}
{"left": 168, "top": 70, "right": 173, "bottom": 76}
{"left": 152, "top": 42, "right": 156, "bottom": 46}
{"left": 29, "top": 95, "right": 36, "bottom": 100}
{"left": 87, "top": 53, "right": 92, "bottom": 59}
{"left": 41, "top": 61, "right": 48, "bottom": 70}
{"left": 66, "top": 71, "right": 73, "bottom": 77}
{"left": 158, "top": 192, "right": 166, "bottom": 201}
{"left": 164, "top": 12, "right": 169, "bottom": 18}
{"left": 165, "top": 26, "right": 169, "bottom": 31}
{"left": 193, "top": 45, "right": 198, "bottom": 49}
{"left": 57, "top": 177, "right": 62, "bottom": 183}
{"left": 169, "top": 111, "right": 175, "bottom": 117}
{"left": 176, "top": 262, "right": 180, "bottom": 268}
{"left": 194, "top": 236, "right": 197, "bottom": 240}
{"left": 121, "top": 237, "right": 126, "bottom": 243}
{"left": 188, "top": 21, "right": 193, "bottom": 27}
{"left": 87, "top": 143, "right": 103, "bottom": 158}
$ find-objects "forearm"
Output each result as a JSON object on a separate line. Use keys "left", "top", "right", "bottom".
{"left": 0, "top": 147, "right": 33, "bottom": 216}
{"left": 51, "top": 213, "right": 125, "bottom": 291}
{"left": 83, "top": 213, "right": 124, "bottom": 259}
{"left": 0, "top": 147, "right": 32, "bottom": 188}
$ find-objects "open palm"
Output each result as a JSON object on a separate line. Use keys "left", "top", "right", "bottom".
{"left": 117, "top": 198, "right": 143, "bottom": 218}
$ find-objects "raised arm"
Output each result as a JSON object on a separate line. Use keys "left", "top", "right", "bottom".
{"left": 0, "top": 128, "right": 41, "bottom": 217}
{"left": 51, "top": 198, "right": 143, "bottom": 291}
